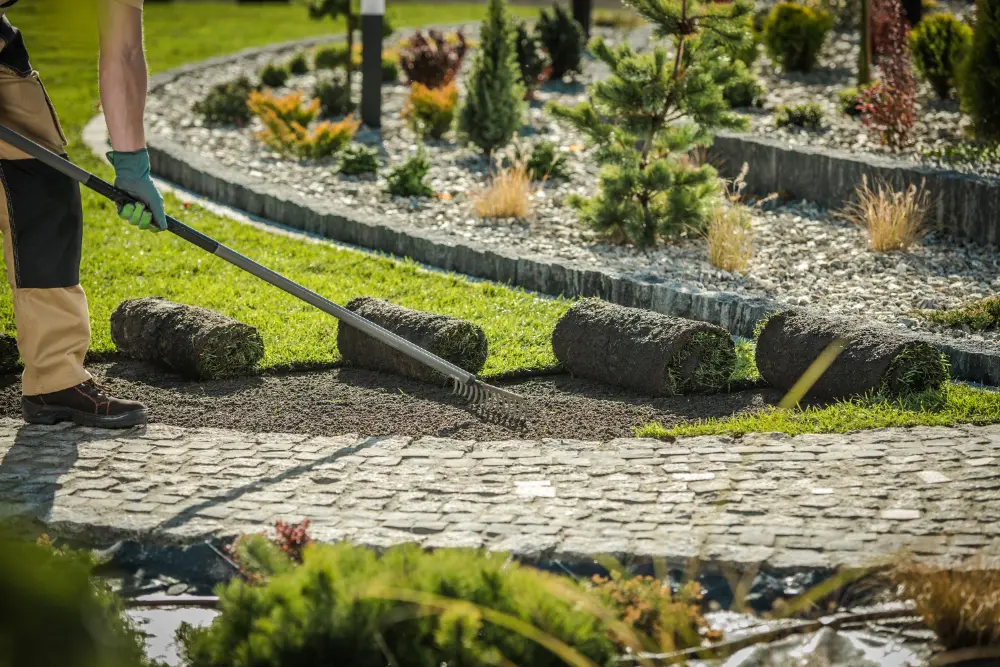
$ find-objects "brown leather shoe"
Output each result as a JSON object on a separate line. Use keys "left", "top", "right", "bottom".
{"left": 21, "top": 380, "right": 147, "bottom": 428}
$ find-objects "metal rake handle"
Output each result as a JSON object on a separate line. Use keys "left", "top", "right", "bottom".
{"left": 0, "top": 123, "right": 523, "bottom": 408}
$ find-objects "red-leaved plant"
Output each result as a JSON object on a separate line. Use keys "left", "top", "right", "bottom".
{"left": 859, "top": 0, "right": 916, "bottom": 149}
{"left": 224, "top": 519, "right": 314, "bottom": 583}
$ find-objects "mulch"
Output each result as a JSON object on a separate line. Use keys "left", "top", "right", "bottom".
{"left": 0, "top": 360, "right": 782, "bottom": 440}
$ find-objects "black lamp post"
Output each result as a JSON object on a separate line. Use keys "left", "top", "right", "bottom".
{"left": 360, "top": 0, "right": 384, "bottom": 128}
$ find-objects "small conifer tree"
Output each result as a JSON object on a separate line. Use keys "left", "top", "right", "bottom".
{"left": 961, "top": 0, "right": 1000, "bottom": 140}
{"left": 458, "top": 0, "right": 525, "bottom": 153}
{"left": 549, "top": 0, "right": 751, "bottom": 246}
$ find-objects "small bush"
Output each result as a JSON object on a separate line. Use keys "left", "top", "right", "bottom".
{"left": 893, "top": 560, "right": 1000, "bottom": 651}
{"left": 860, "top": 0, "right": 917, "bottom": 148}
{"left": 537, "top": 4, "right": 585, "bottom": 79}
{"left": 259, "top": 61, "right": 290, "bottom": 88}
{"left": 382, "top": 52, "right": 401, "bottom": 82}
{"left": 314, "top": 43, "right": 350, "bottom": 70}
{"left": 474, "top": 152, "right": 534, "bottom": 218}
{"left": 314, "top": 72, "right": 353, "bottom": 118}
{"left": 386, "top": 149, "right": 433, "bottom": 197}
{"left": 707, "top": 202, "right": 754, "bottom": 273}
{"left": 774, "top": 101, "right": 824, "bottom": 129}
{"left": 919, "top": 296, "right": 1000, "bottom": 331}
{"left": 593, "top": 9, "right": 644, "bottom": 30}
{"left": 253, "top": 103, "right": 359, "bottom": 160}
{"left": 524, "top": 140, "right": 568, "bottom": 181}
{"left": 178, "top": 543, "right": 620, "bottom": 667}
{"left": 248, "top": 89, "right": 319, "bottom": 126}
{"left": 339, "top": 144, "right": 379, "bottom": 175}
{"left": 516, "top": 21, "right": 549, "bottom": 96}
{"left": 961, "top": 0, "right": 1000, "bottom": 139}
{"left": 838, "top": 86, "right": 866, "bottom": 117}
{"left": 841, "top": 176, "right": 929, "bottom": 251}
{"left": 288, "top": 51, "right": 310, "bottom": 75}
{"left": 403, "top": 82, "right": 458, "bottom": 139}
{"left": 724, "top": 72, "right": 766, "bottom": 108}
{"left": 192, "top": 76, "right": 255, "bottom": 126}
{"left": 591, "top": 573, "right": 720, "bottom": 652}
{"left": 910, "top": 13, "right": 972, "bottom": 100}
{"left": 399, "top": 29, "right": 468, "bottom": 88}
{"left": 762, "top": 2, "right": 834, "bottom": 72}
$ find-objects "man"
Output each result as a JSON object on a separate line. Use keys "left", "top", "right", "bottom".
{"left": 0, "top": 0, "right": 164, "bottom": 428}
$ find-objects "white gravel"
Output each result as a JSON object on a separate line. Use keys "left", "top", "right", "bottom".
{"left": 146, "top": 23, "right": 1000, "bottom": 348}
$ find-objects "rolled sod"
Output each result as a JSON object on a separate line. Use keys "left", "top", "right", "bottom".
{"left": 755, "top": 310, "right": 948, "bottom": 400}
{"left": 337, "top": 297, "right": 488, "bottom": 384}
{"left": 551, "top": 299, "right": 736, "bottom": 395}
{"left": 110, "top": 297, "right": 265, "bottom": 380}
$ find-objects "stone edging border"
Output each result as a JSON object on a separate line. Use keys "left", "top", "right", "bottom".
{"left": 90, "top": 34, "right": 1000, "bottom": 386}
{"left": 709, "top": 132, "right": 1000, "bottom": 247}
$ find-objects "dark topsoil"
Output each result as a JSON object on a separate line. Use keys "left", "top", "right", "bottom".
{"left": 0, "top": 360, "right": 781, "bottom": 440}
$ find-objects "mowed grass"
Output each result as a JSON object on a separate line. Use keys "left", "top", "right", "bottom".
{"left": 7, "top": 1, "right": 546, "bottom": 374}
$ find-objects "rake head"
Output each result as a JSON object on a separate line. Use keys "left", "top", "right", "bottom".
{"left": 451, "top": 377, "right": 528, "bottom": 419}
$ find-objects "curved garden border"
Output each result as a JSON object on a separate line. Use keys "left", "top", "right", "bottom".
{"left": 93, "top": 35, "right": 1000, "bottom": 386}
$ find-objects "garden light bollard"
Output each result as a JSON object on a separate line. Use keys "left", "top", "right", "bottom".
{"left": 361, "top": 0, "right": 384, "bottom": 128}
{"left": 572, "top": 0, "right": 591, "bottom": 38}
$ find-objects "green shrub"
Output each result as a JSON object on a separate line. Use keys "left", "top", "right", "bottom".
{"left": 178, "top": 542, "right": 619, "bottom": 667}
{"left": 763, "top": 2, "right": 834, "bottom": 72}
{"left": 458, "top": 0, "right": 525, "bottom": 153}
{"left": 288, "top": 50, "right": 310, "bottom": 75}
{"left": 339, "top": 144, "right": 380, "bottom": 175}
{"left": 839, "top": 86, "right": 862, "bottom": 116}
{"left": 0, "top": 534, "right": 156, "bottom": 667}
{"left": 259, "top": 61, "right": 290, "bottom": 87}
{"left": 959, "top": 0, "right": 1000, "bottom": 139}
{"left": 723, "top": 72, "right": 766, "bottom": 107}
{"left": 525, "top": 140, "right": 569, "bottom": 180}
{"left": 775, "top": 101, "right": 825, "bottom": 128}
{"left": 386, "top": 149, "right": 433, "bottom": 196}
{"left": 314, "top": 43, "right": 350, "bottom": 70}
{"left": 537, "top": 4, "right": 585, "bottom": 79}
{"left": 516, "top": 20, "right": 549, "bottom": 95}
{"left": 314, "top": 72, "right": 353, "bottom": 118}
{"left": 382, "top": 53, "right": 401, "bottom": 82}
{"left": 192, "top": 76, "right": 255, "bottom": 126}
{"left": 910, "top": 13, "right": 972, "bottom": 99}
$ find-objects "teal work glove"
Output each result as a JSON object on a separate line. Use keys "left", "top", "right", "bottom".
{"left": 106, "top": 149, "right": 166, "bottom": 232}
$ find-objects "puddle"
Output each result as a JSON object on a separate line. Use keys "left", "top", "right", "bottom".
{"left": 127, "top": 596, "right": 218, "bottom": 666}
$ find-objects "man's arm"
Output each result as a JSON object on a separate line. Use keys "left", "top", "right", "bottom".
{"left": 97, "top": 0, "right": 165, "bottom": 231}
{"left": 99, "top": 0, "right": 146, "bottom": 152}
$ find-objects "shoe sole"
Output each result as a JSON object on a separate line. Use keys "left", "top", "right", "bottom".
{"left": 21, "top": 403, "right": 148, "bottom": 429}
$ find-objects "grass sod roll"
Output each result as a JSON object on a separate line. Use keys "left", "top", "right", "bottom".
{"left": 551, "top": 299, "right": 737, "bottom": 396}
{"left": 337, "top": 297, "right": 488, "bottom": 384}
{"left": 755, "top": 310, "right": 949, "bottom": 400}
{"left": 110, "top": 297, "right": 265, "bottom": 380}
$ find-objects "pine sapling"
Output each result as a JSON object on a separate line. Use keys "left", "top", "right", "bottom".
{"left": 458, "top": 0, "right": 525, "bottom": 153}
{"left": 549, "top": 0, "right": 751, "bottom": 246}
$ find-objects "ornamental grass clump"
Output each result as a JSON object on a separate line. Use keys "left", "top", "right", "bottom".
{"left": 893, "top": 559, "right": 1000, "bottom": 651}
{"left": 842, "top": 176, "right": 930, "bottom": 251}
{"left": 910, "top": 13, "right": 972, "bottom": 99}
{"left": 762, "top": 2, "right": 833, "bottom": 72}
{"left": 177, "top": 542, "right": 622, "bottom": 667}
{"left": 402, "top": 82, "right": 458, "bottom": 139}
{"left": 474, "top": 150, "right": 534, "bottom": 219}
{"left": 707, "top": 203, "right": 754, "bottom": 273}
{"left": 548, "top": 0, "right": 752, "bottom": 246}
{"left": 458, "top": 0, "right": 525, "bottom": 153}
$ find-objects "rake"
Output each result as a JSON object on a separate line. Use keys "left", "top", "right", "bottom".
{"left": 0, "top": 123, "right": 525, "bottom": 413}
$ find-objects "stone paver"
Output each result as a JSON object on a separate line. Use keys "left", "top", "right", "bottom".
{"left": 3, "top": 418, "right": 1000, "bottom": 570}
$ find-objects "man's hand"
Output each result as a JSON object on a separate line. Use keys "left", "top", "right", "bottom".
{"left": 107, "top": 149, "right": 166, "bottom": 232}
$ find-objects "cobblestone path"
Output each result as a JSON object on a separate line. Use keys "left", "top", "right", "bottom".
{"left": 1, "top": 419, "right": 998, "bottom": 570}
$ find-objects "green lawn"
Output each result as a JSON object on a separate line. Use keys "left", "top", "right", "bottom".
{"left": 10, "top": 1, "right": 549, "bottom": 374}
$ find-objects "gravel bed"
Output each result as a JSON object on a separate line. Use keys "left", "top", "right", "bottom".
{"left": 146, "top": 23, "right": 1000, "bottom": 348}
{"left": 747, "top": 4, "right": 996, "bottom": 176}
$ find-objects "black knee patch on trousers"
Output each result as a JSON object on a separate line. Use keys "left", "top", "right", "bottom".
{"left": 0, "top": 158, "right": 83, "bottom": 289}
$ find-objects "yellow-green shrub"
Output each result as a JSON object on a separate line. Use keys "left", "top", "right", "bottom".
{"left": 402, "top": 82, "right": 458, "bottom": 139}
